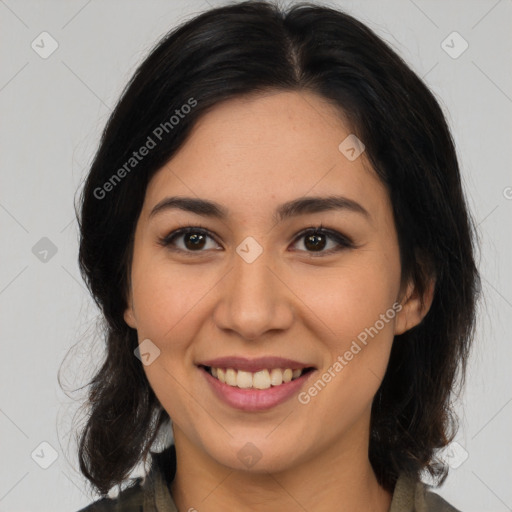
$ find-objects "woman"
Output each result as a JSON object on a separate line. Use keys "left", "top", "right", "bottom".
{"left": 74, "top": 1, "right": 481, "bottom": 510}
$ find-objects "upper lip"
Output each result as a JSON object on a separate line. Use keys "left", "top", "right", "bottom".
{"left": 198, "top": 356, "right": 315, "bottom": 373}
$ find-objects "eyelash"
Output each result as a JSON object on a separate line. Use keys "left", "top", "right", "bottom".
{"left": 158, "top": 223, "right": 355, "bottom": 257}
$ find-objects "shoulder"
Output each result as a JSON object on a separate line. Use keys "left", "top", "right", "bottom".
{"left": 76, "top": 445, "right": 177, "bottom": 512}
{"left": 76, "top": 479, "right": 146, "bottom": 511}
{"left": 423, "top": 486, "right": 461, "bottom": 512}
{"left": 391, "top": 474, "right": 461, "bottom": 512}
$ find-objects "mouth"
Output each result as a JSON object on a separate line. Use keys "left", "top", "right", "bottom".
{"left": 200, "top": 365, "right": 315, "bottom": 390}
{"left": 197, "top": 356, "right": 317, "bottom": 411}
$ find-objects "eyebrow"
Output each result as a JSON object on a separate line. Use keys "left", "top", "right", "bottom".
{"left": 149, "top": 195, "right": 371, "bottom": 224}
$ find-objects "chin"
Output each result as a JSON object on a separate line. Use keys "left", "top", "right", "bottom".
{"left": 203, "top": 434, "right": 305, "bottom": 474}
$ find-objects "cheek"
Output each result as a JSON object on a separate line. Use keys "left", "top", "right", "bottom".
{"left": 130, "top": 262, "right": 213, "bottom": 424}
{"left": 131, "top": 256, "right": 217, "bottom": 345}
{"left": 294, "top": 248, "right": 400, "bottom": 401}
{"left": 295, "top": 253, "right": 400, "bottom": 341}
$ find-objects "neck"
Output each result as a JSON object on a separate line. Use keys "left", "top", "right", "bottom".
{"left": 169, "top": 421, "right": 392, "bottom": 512}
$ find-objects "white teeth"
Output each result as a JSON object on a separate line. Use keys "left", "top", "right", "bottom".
{"left": 208, "top": 366, "right": 306, "bottom": 389}
{"left": 236, "top": 370, "right": 253, "bottom": 389}
{"left": 253, "top": 369, "right": 271, "bottom": 389}
{"left": 225, "top": 368, "right": 237, "bottom": 386}
{"left": 270, "top": 368, "right": 283, "bottom": 386}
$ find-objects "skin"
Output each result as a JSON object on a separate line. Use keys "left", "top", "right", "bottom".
{"left": 124, "top": 90, "right": 434, "bottom": 511}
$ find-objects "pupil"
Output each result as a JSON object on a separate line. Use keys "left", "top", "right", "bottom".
{"left": 185, "top": 233, "right": 206, "bottom": 250}
{"left": 305, "top": 233, "right": 325, "bottom": 251}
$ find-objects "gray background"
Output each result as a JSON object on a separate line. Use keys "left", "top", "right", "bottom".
{"left": 0, "top": 0, "right": 511, "bottom": 511}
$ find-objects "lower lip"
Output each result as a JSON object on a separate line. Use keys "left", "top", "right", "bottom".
{"left": 200, "top": 367, "right": 315, "bottom": 411}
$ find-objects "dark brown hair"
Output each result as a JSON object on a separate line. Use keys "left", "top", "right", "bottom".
{"left": 72, "top": 0, "right": 481, "bottom": 497}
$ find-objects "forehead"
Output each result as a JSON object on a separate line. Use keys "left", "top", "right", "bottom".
{"left": 142, "top": 90, "right": 388, "bottom": 222}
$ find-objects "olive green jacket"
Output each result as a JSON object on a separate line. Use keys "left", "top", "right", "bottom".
{"left": 78, "top": 445, "right": 460, "bottom": 511}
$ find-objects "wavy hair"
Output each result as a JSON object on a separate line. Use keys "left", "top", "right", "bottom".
{"left": 73, "top": 0, "right": 481, "bottom": 496}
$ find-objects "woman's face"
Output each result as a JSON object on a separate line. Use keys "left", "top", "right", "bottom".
{"left": 124, "top": 90, "right": 426, "bottom": 473}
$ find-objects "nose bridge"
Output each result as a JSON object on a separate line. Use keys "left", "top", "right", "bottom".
{"left": 213, "top": 245, "right": 292, "bottom": 339}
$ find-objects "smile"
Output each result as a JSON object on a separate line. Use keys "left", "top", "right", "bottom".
{"left": 197, "top": 356, "right": 317, "bottom": 411}
{"left": 203, "top": 366, "right": 312, "bottom": 389}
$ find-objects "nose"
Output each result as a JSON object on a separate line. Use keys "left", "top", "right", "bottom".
{"left": 212, "top": 248, "right": 294, "bottom": 341}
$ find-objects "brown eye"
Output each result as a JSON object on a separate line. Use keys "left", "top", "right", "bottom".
{"left": 159, "top": 227, "right": 220, "bottom": 253}
{"left": 303, "top": 232, "right": 327, "bottom": 252}
{"left": 159, "top": 225, "right": 354, "bottom": 257}
{"left": 183, "top": 232, "right": 207, "bottom": 250}
{"left": 291, "top": 226, "right": 354, "bottom": 256}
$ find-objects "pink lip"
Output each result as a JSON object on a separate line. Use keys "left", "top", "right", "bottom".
{"left": 200, "top": 366, "right": 316, "bottom": 411}
{"left": 198, "top": 356, "right": 314, "bottom": 373}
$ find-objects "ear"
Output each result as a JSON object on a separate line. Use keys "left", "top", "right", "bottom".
{"left": 123, "top": 282, "right": 137, "bottom": 329}
{"left": 394, "top": 276, "right": 435, "bottom": 335}
{"left": 124, "top": 304, "right": 137, "bottom": 329}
